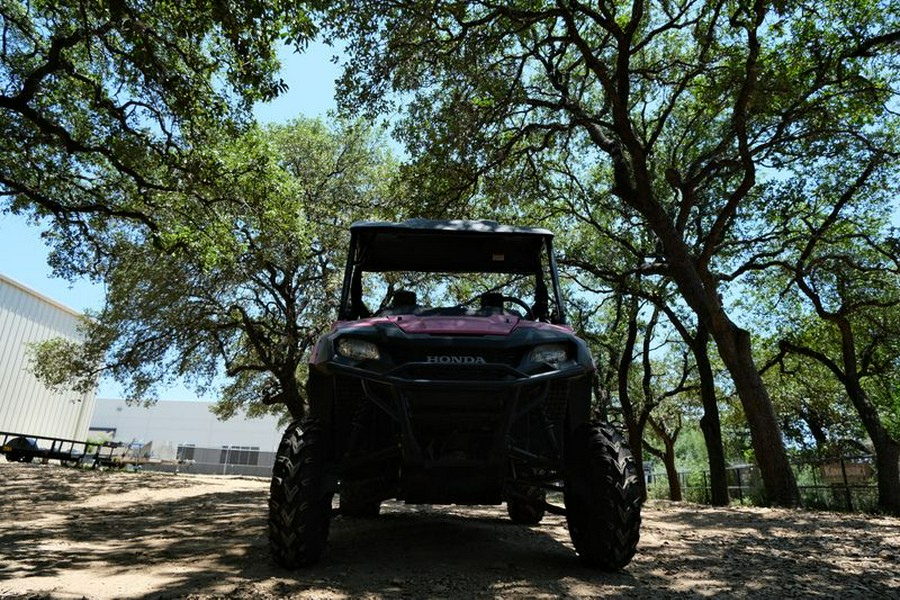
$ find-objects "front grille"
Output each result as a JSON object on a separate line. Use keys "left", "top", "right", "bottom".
{"left": 404, "top": 389, "right": 506, "bottom": 419}
{"left": 545, "top": 380, "right": 569, "bottom": 425}
{"left": 334, "top": 376, "right": 365, "bottom": 409}
{"left": 394, "top": 363, "right": 516, "bottom": 381}
{"left": 387, "top": 346, "right": 520, "bottom": 367}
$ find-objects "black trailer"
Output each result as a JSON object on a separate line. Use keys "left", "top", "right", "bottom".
{"left": 0, "top": 430, "right": 126, "bottom": 467}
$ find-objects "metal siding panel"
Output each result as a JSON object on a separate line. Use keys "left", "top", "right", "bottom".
{"left": 0, "top": 285, "right": 31, "bottom": 433}
{"left": 19, "top": 295, "right": 46, "bottom": 435}
{"left": 0, "top": 283, "right": 17, "bottom": 430}
{"left": 0, "top": 277, "right": 97, "bottom": 440}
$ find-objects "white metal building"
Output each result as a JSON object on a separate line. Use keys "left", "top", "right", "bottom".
{"left": 0, "top": 274, "right": 97, "bottom": 440}
{"left": 90, "top": 398, "right": 284, "bottom": 476}
{"left": 90, "top": 398, "right": 283, "bottom": 451}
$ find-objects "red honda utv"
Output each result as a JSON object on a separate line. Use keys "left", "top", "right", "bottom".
{"left": 268, "top": 219, "right": 641, "bottom": 570}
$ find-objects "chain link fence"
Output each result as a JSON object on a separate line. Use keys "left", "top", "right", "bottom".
{"left": 647, "top": 454, "right": 880, "bottom": 512}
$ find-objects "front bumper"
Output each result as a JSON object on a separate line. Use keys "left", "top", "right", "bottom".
{"left": 316, "top": 360, "right": 592, "bottom": 504}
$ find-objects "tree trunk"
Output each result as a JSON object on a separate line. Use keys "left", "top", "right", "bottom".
{"left": 874, "top": 440, "right": 900, "bottom": 516}
{"left": 661, "top": 273, "right": 798, "bottom": 506}
{"left": 648, "top": 417, "right": 682, "bottom": 501}
{"left": 710, "top": 320, "right": 800, "bottom": 506}
{"left": 800, "top": 408, "right": 830, "bottom": 448}
{"left": 843, "top": 370, "right": 900, "bottom": 515}
{"left": 623, "top": 183, "right": 800, "bottom": 507}
{"left": 662, "top": 446, "right": 682, "bottom": 501}
{"left": 281, "top": 374, "right": 306, "bottom": 421}
{"left": 618, "top": 298, "right": 647, "bottom": 501}
{"left": 693, "top": 323, "right": 730, "bottom": 506}
{"left": 654, "top": 232, "right": 799, "bottom": 506}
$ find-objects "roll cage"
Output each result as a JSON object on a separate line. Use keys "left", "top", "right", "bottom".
{"left": 338, "top": 219, "right": 567, "bottom": 324}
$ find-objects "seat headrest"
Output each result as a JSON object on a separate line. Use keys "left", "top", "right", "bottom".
{"left": 480, "top": 292, "right": 505, "bottom": 309}
{"left": 393, "top": 290, "right": 417, "bottom": 307}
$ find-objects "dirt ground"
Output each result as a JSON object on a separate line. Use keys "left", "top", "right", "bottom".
{"left": 1, "top": 462, "right": 898, "bottom": 599}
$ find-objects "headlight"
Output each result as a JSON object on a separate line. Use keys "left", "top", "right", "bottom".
{"left": 529, "top": 343, "right": 569, "bottom": 367}
{"left": 336, "top": 338, "right": 381, "bottom": 361}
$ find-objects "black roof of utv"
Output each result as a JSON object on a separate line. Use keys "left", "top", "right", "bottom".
{"left": 350, "top": 219, "right": 554, "bottom": 274}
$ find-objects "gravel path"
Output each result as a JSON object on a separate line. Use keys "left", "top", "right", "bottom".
{"left": 1, "top": 462, "right": 897, "bottom": 599}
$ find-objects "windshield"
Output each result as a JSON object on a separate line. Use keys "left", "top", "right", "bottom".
{"left": 338, "top": 223, "right": 566, "bottom": 324}
{"left": 358, "top": 271, "right": 539, "bottom": 318}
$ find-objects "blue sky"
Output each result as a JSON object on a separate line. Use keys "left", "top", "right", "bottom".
{"left": 0, "top": 41, "right": 341, "bottom": 399}
{"left": 1, "top": 41, "right": 341, "bottom": 309}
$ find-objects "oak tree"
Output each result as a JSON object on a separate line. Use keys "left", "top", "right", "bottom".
{"left": 30, "top": 118, "right": 399, "bottom": 420}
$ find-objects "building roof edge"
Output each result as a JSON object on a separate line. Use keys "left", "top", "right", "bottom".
{"left": 0, "top": 273, "right": 85, "bottom": 318}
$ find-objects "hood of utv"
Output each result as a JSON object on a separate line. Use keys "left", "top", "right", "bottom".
{"left": 311, "top": 314, "right": 593, "bottom": 375}
{"left": 387, "top": 314, "right": 520, "bottom": 335}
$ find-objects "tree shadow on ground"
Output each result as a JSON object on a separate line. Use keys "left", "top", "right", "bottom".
{"left": 1, "top": 464, "right": 898, "bottom": 599}
{"left": 0, "top": 463, "right": 620, "bottom": 598}
{"left": 630, "top": 502, "right": 899, "bottom": 598}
